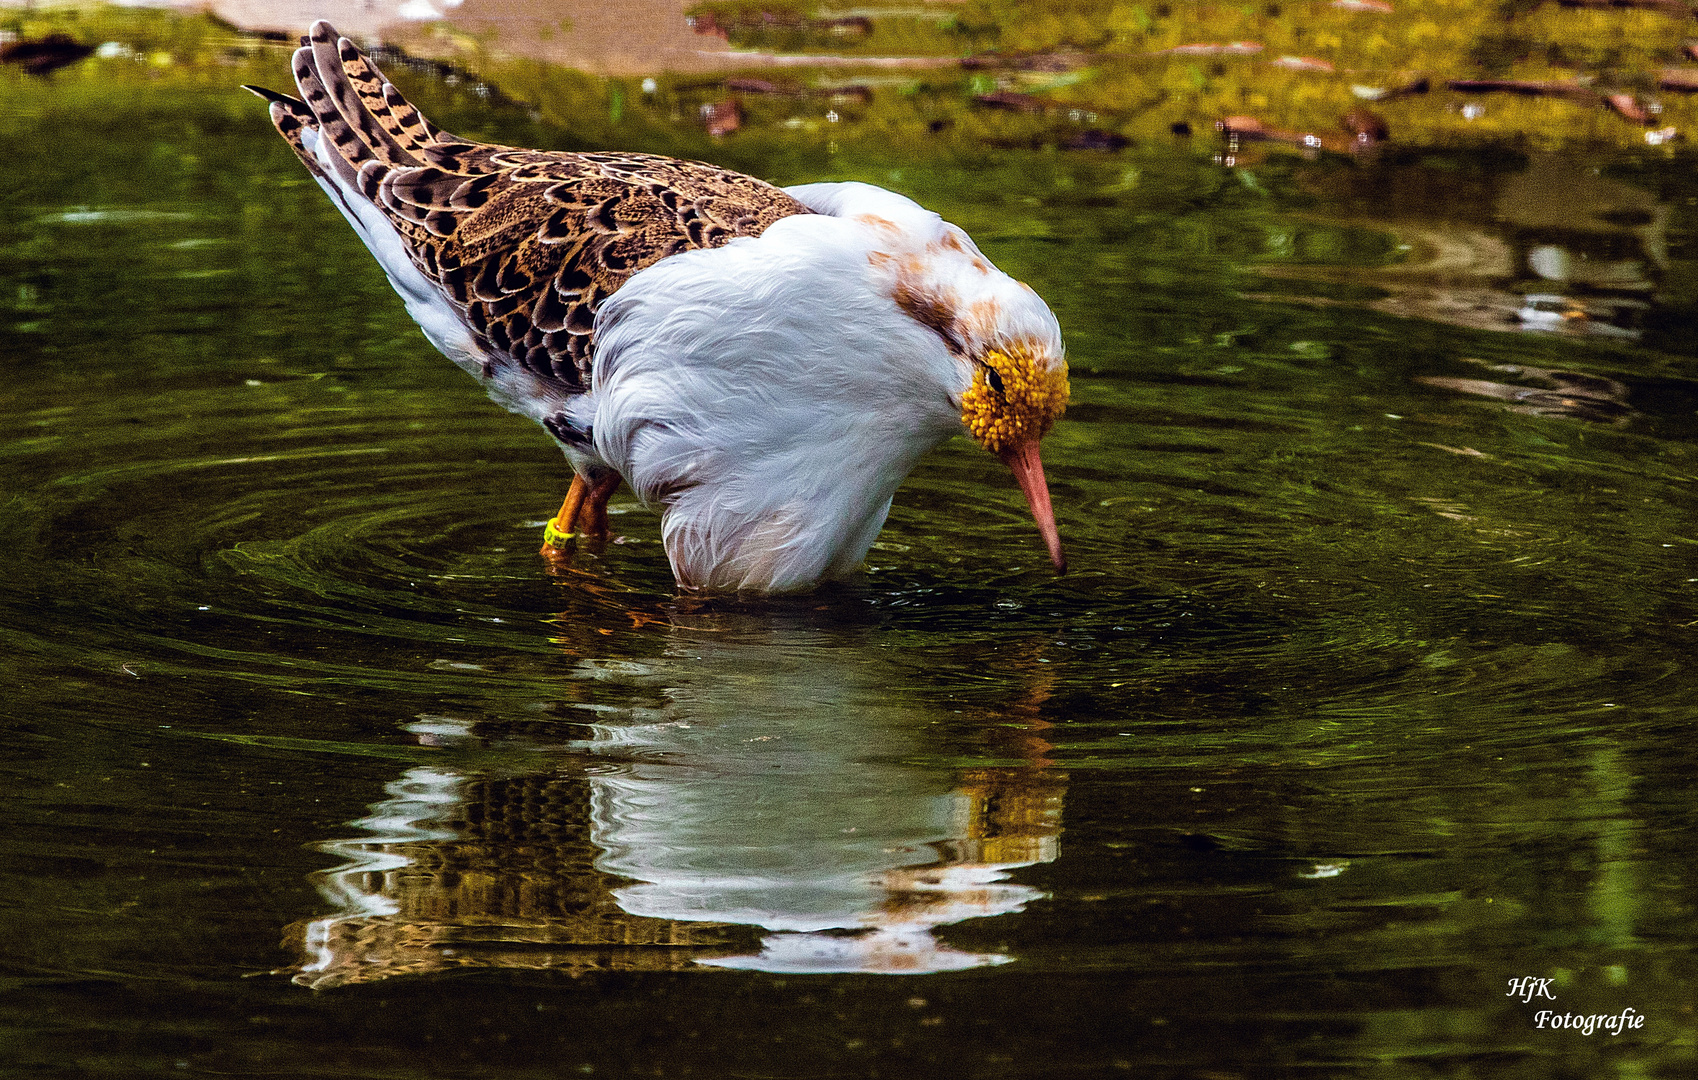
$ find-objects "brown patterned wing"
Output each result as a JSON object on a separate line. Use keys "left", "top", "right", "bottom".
{"left": 387, "top": 146, "right": 809, "bottom": 392}
{"left": 253, "top": 21, "right": 810, "bottom": 397}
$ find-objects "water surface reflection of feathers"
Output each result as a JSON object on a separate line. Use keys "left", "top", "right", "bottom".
{"left": 247, "top": 22, "right": 1069, "bottom": 592}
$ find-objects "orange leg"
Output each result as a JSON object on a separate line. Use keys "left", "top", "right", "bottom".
{"left": 540, "top": 473, "right": 590, "bottom": 555}
{"left": 540, "top": 470, "right": 622, "bottom": 556}
{"left": 575, "top": 471, "right": 622, "bottom": 542}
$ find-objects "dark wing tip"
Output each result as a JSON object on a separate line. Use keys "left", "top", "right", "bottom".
{"left": 242, "top": 83, "right": 299, "bottom": 106}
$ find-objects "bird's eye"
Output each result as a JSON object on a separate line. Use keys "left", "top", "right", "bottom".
{"left": 986, "top": 368, "right": 1005, "bottom": 395}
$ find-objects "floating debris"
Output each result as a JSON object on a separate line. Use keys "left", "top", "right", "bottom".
{"left": 722, "top": 75, "right": 868, "bottom": 104}
{"left": 725, "top": 76, "right": 804, "bottom": 96}
{"left": 1217, "top": 114, "right": 1353, "bottom": 154}
{"left": 1386, "top": 76, "right": 1431, "bottom": 100}
{"left": 1417, "top": 357, "right": 1635, "bottom": 423}
{"left": 821, "top": 84, "right": 872, "bottom": 105}
{"left": 1331, "top": 0, "right": 1394, "bottom": 10}
{"left": 1352, "top": 76, "right": 1431, "bottom": 102}
{"left": 1515, "top": 293, "right": 1586, "bottom": 327}
{"left": 1509, "top": 294, "right": 1643, "bottom": 340}
{"left": 688, "top": 10, "right": 871, "bottom": 39}
{"left": 820, "top": 17, "right": 874, "bottom": 37}
{"left": 1550, "top": 0, "right": 1692, "bottom": 13}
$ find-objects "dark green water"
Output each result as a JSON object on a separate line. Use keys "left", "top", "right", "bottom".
{"left": 4, "top": 71, "right": 1697, "bottom": 1079}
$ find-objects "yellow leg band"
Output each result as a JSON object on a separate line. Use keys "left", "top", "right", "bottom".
{"left": 542, "top": 517, "right": 577, "bottom": 548}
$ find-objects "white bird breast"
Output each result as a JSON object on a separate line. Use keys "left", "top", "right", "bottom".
{"left": 590, "top": 182, "right": 1036, "bottom": 592}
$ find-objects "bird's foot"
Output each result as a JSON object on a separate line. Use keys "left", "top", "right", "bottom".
{"left": 542, "top": 515, "right": 579, "bottom": 549}
{"left": 539, "top": 543, "right": 575, "bottom": 572}
{"left": 542, "top": 473, "right": 590, "bottom": 556}
{"left": 572, "top": 472, "right": 622, "bottom": 547}
{"left": 538, "top": 471, "right": 621, "bottom": 561}
{"left": 539, "top": 516, "right": 580, "bottom": 564}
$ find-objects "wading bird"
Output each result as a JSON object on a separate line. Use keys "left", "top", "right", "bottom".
{"left": 247, "top": 22, "right": 1069, "bottom": 592}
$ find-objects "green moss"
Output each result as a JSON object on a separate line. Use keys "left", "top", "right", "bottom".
{"left": 10, "top": 0, "right": 1698, "bottom": 161}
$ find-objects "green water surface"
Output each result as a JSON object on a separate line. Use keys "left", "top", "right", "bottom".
{"left": 3, "top": 50, "right": 1697, "bottom": 1080}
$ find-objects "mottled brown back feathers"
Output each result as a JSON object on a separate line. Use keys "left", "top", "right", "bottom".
{"left": 248, "top": 21, "right": 808, "bottom": 395}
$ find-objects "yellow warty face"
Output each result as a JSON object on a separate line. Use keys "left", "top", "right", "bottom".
{"left": 961, "top": 345, "right": 1070, "bottom": 453}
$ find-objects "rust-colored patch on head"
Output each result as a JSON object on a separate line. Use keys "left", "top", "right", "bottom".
{"left": 960, "top": 296, "right": 1004, "bottom": 342}
{"left": 856, "top": 213, "right": 901, "bottom": 233}
{"left": 867, "top": 250, "right": 894, "bottom": 268}
{"left": 893, "top": 280, "right": 962, "bottom": 352}
{"left": 939, "top": 231, "right": 965, "bottom": 253}
{"left": 973, "top": 259, "right": 991, "bottom": 275}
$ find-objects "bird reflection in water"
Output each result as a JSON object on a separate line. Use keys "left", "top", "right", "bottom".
{"left": 285, "top": 608, "right": 1064, "bottom": 985}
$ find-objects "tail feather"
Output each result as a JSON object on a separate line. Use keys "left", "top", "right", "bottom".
{"left": 242, "top": 82, "right": 298, "bottom": 108}
{"left": 267, "top": 100, "right": 329, "bottom": 181}
{"left": 332, "top": 35, "right": 423, "bottom": 168}
{"left": 383, "top": 82, "right": 444, "bottom": 149}
{"left": 246, "top": 18, "right": 458, "bottom": 191}
{"left": 247, "top": 22, "right": 477, "bottom": 243}
{"left": 305, "top": 22, "right": 376, "bottom": 170}
{"left": 252, "top": 22, "right": 458, "bottom": 202}
{"left": 243, "top": 84, "right": 329, "bottom": 182}
{"left": 290, "top": 41, "right": 368, "bottom": 190}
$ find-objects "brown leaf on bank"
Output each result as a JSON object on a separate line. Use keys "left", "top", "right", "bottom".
{"left": 1272, "top": 55, "right": 1336, "bottom": 73}
{"left": 1605, "top": 93, "right": 1654, "bottom": 124}
{"left": 1152, "top": 41, "right": 1264, "bottom": 57}
{"left": 1658, "top": 67, "right": 1698, "bottom": 90}
{"left": 1343, "top": 107, "right": 1390, "bottom": 145}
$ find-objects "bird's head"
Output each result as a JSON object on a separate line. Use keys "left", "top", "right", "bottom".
{"left": 960, "top": 340, "right": 1070, "bottom": 572}
{"left": 961, "top": 341, "right": 1070, "bottom": 453}
{"left": 785, "top": 182, "right": 1073, "bottom": 573}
